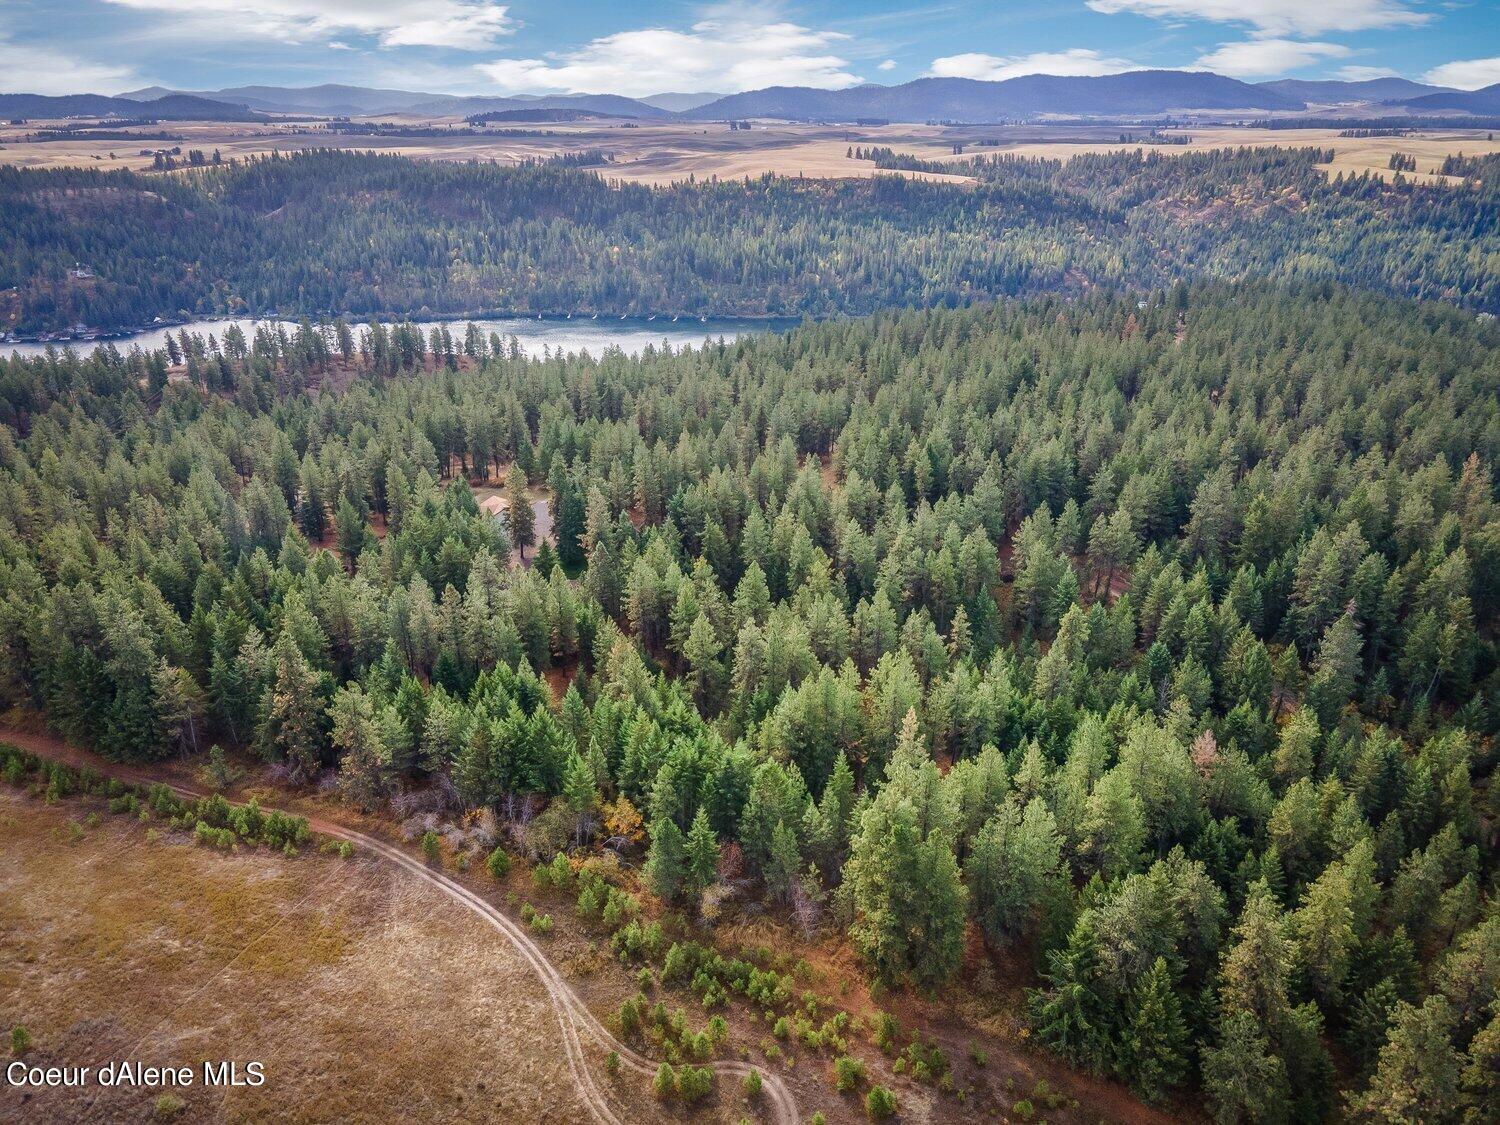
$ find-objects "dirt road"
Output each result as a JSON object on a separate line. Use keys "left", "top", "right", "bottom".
{"left": 1, "top": 729, "right": 798, "bottom": 1125}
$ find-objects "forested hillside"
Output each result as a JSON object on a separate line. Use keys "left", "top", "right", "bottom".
{"left": 0, "top": 282, "right": 1494, "bottom": 1119}
{"left": 2, "top": 145, "right": 1495, "bottom": 336}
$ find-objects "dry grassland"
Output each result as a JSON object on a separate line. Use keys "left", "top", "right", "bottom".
{"left": 2, "top": 115, "right": 1495, "bottom": 186}
{"left": 0, "top": 787, "right": 674, "bottom": 1124}
{"left": 0, "top": 118, "right": 966, "bottom": 183}
{"left": 948, "top": 125, "right": 1500, "bottom": 184}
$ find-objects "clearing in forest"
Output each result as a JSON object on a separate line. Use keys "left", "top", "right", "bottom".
{"left": 0, "top": 788, "right": 678, "bottom": 1124}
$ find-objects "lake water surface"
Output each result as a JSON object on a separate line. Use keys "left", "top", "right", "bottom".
{"left": 2, "top": 314, "right": 786, "bottom": 361}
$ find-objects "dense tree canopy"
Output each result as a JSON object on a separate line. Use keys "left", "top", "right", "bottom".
{"left": 0, "top": 279, "right": 1495, "bottom": 1118}
{"left": 2, "top": 145, "right": 1496, "bottom": 336}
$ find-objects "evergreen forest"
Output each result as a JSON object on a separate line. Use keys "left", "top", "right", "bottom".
{"left": 2, "top": 145, "right": 1496, "bottom": 336}
{"left": 0, "top": 277, "right": 1495, "bottom": 1119}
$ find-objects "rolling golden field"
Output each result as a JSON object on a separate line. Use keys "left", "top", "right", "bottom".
{"left": 4, "top": 113, "right": 1494, "bottom": 185}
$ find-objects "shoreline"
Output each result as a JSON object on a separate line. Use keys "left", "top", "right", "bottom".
{"left": 1, "top": 307, "right": 807, "bottom": 349}
{"left": 2, "top": 309, "right": 799, "bottom": 360}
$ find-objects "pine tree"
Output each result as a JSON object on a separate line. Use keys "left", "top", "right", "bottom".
{"left": 330, "top": 684, "right": 396, "bottom": 811}
{"left": 645, "top": 815, "right": 687, "bottom": 902}
{"left": 685, "top": 806, "right": 720, "bottom": 895}
{"left": 1202, "top": 1009, "right": 1290, "bottom": 1125}
{"left": 563, "top": 749, "right": 598, "bottom": 845}
{"left": 764, "top": 819, "right": 802, "bottom": 904}
{"left": 845, "top": 714, "right": 967, "bottom": 987}
{"left": 683, "top": 612, "right": 725, "bottom": 714}
{"left": 298, "top": 457, "right": 327, "bottom": 542}
{"left": 1293, "top": 853, "right": 1361, "bottom": 1006}
{"left": 1347, "top": 996, "right": 1465, "bottom": 1124}
{"left": 335, "top": 495, "right": 368, "bottom": 564}
{"left": 258, "top": 629, "right": 327, "bottom": 783}
{"left": 1079, "top": 769, "right": 1146, "bottom": 879}
{"left": 552, "top": 473, "right": 587, "bottom": 570}
{"left": 1119, "top": 956, "right": 1189, "bottom": 1102}
{"left": 507, "top": 471, "right": 536, "bottom": 560}
{"left": 968, "top": 796, "right": 1065, "bottom": 950}
{"left": 1028, "top": 914, "right": 1112, "bottom": 1073}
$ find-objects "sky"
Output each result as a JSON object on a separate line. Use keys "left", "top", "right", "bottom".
{"left": 1, "top": 0, "right": 1497, "bottom": 98}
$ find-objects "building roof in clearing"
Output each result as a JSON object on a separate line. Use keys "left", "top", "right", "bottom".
{"left": 479, "top": 494, "right": 509, "bottom": 516}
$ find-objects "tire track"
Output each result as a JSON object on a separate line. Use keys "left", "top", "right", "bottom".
{"left": 5, "top": 736, "right": 799, "bottom": 1125}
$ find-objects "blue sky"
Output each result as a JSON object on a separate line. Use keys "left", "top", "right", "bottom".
{"left": 1, "top": 0, "right": 1497, "bottom": 97}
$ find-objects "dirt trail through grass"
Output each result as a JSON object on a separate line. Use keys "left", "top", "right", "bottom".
{"left": 1, "top": 727, "right": 799, "bottom": 1125}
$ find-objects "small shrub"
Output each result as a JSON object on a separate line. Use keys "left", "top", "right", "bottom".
{"left": 486, "top": 845, "right": 511, "bottom": 880}
{"left": 652, "top": 1062, "right": 675, "bottom": 1100}
{"left": 605, "top": 1050, "right": 620, "bottom": 1079}
{"left": 676, "top": 1065, "right": 713, "bottom": 1104}
{"left": 529, "top": 912, "right": 554, "bottom": 934}
{"left": 108, "top": 794, "right": 139, "bottom": 816}
{"left": 202, "top": 745, "right": 241, "bottom": 790}
{"left": 865, "top": 1084, "right": 897, "bottom": 1120}
{"left": 834, "top": 1054, "right": 866, "bottom": 1093}
{"left": 152, "top": 1092, "right": 186, "bottom": 1119}
{"left": 743, "top": 1068, "right": 762, "bottom": 1099}
{"left": 900, "top": 1036, "right": 948, "bottom": 1083}
{"left": 707, "top": 1015, "right": 728, "bottom": 1047}
{"left": 11, "top": 1026, "right": 31, "bottom": 1055}
{"left": 617, "top": 994, "right": 646, "bottom": 1037}
{"left": 194, "top": 820, "right": 235, "bottom": 849}
{"left": 1031, "top": 1078, "right": 1066, "bottom": 1110}
{"left": 601, "top": 886, "right": 637, "bottom": 930}
{"left": 421, "top": 831, "right": 441, "bottom": 863}
{"left": 611, "top": 918, "right": 665, "bottom": 963}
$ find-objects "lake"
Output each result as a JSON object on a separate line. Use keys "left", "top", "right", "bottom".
{"left": 0, "top": 314, "right": 788, "bottom": 361}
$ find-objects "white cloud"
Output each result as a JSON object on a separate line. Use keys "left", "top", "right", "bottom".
{"left": 477, "top": 15, "right": 860, "bottom": 96}
{"left": 1423, "top": 56, "right": 1500, "bottom": 90}
{"left": 1086, "top": 0, "right": 1428, "bottom": 38}
{"left": 100, "top": 0, "right": 515, "bottom": 50}
{"left": 0, "top": 35, "right": 138, "bottom": 95}
{"left": 1193, "top": 39, "right": 1351, "bottom": 78}
{"left": 878, "top": 59, "right": 897, "bottom": 71}
{"left": 928, "top": 48, "right": 1135, "bottom": 82}
{"left": 1336, "top": 65, "right": 1402, "bottom": 80}
{"left": 1188, "top": 38, "right": 1356, "bottom": 78}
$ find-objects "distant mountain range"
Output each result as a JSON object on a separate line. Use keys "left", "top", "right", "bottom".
{"left": 8, "top": 72, "right": 1496, "bottom": 127}
{"left": 121, "top": 83, "right": 416, "bottom": 116}
{"left": 121, "top": 84, "right": 675, "bottom": 120}
{"left": 639, "top": 92, "right": 724, "bottom": 112}
{"left": 1258, "top": 77, "right": 1455, "bottom": 104}
{"left": 1393, "top": 83, "right": 1500, "bottom": 114}
{"left": 421, "top": 93, "right": 675, "bottom": 118}
{"left": 0, "top": 92, "right": 264, "bottom": 121}
{"left": 690, "top": 71, "right": 1308, "bottom": 121}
